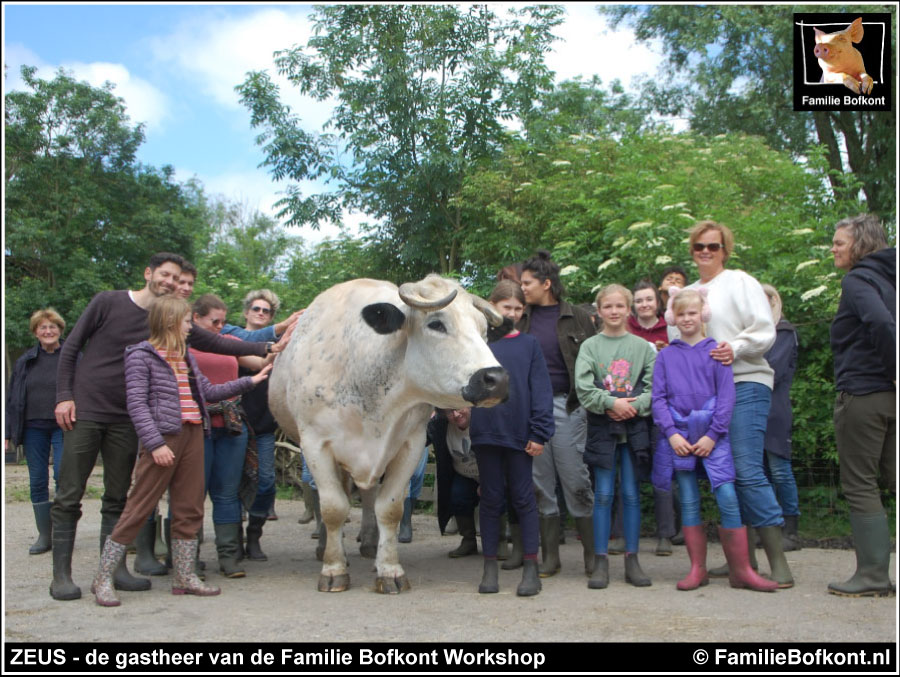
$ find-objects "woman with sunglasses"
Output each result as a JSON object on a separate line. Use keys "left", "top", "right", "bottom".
{"left": 681, "top": 220, "right": 794, "bottom": 588}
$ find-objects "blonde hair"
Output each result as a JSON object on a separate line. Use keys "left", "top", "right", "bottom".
{"left": 667, "top": 288, "right": 709, "bottom": 336}
{"left": 761, "top": 283, "right": 783, "bottom": 325}
{"left": 147, "top": 295, "right": 191, "bottom": 362}
{"left": 243, "top": 289, "right": 281, "bottom": 315}
{"left": 595, "top": 283, "right": 633, "bottom": 308}
{"left": 29, "top": 308, "right": 65, "bottom": 335}
{"left": 688, "top": 220, "right": 735, "bottom": 262}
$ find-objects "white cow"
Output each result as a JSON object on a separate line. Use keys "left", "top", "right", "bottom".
{"left": 268, "top": 275, "right": 509, "bottom": 593}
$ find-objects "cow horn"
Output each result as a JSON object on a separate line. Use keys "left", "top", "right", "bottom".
{"left": 398, "top": 282, "right": 458, "bottom": 311}
{"left": 471, "top": 295, "right": 504, "bottom": 328}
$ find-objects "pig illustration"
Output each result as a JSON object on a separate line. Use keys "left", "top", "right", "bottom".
{"left": 813, "top": 17, "right": 874, "bottom": 94}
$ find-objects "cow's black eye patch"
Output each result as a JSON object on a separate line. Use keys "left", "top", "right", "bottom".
{"left": 362, "top": 303, "right": 406, "bottom": 334}
{"left": 427, "top": 320, "right": 447, "bottom": 334}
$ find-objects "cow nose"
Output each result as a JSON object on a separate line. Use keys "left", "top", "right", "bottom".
{"left": 461, "top": 367, "right": 509, "bottom": 406}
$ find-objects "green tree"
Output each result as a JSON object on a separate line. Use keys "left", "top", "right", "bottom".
{"left": 601, "top": 4, "right": 897, "bottom": 221}
{"left": 237, "top": 3, "right": 564, "bottom": 277}
{"left": 5, "top": 66, "right": 209, "bottom": 352}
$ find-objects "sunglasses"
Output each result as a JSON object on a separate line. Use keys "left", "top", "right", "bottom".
{"left": 693, "top": 242, "right": 723, "bottom": 253}
{"left": 250, "top": 306, "right": 273, "bottom": 315}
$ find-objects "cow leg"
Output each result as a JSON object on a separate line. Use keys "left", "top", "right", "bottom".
{"left": 372, "top": 441, "right": 420, "bottom": 594}
{"left": 307, "top": 449, "right": 351, "bottom": 593}
{"left": 358, "top": 486, "right": 379, "bottom": 559}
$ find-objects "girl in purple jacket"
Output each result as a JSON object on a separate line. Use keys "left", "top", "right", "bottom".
{"left": 651, "top": 288, "right": 776, "bottom": 593}
{"left": 91, "top": 295, "right": 271, "bottom": 607}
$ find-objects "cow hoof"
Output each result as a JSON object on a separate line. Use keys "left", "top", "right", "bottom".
{"left": 318, "top": 573, "right": 350, "bottom": 592}
{"left": 375, "top": 575, "right": 411, "bottom": 595}
{"left": 359, "top": 543, "right": 377, "bottom": 559}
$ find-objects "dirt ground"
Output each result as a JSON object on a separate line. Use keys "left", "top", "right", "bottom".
{"left": 3, "top": 463, "right": 897, "bottom": 646}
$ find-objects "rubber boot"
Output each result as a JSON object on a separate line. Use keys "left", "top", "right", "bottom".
{"left": 587, "top": 554, "right": 609, "bottom": 589}
{"left": 164, "top": 518, "right": 173, "bottom": 568}
{"left": 398, "top": 496, "right": 413, "bottom": 544}
{"left": 171, "top": 539, "right": 220, "bottom": 596}
{"left": 155, "top": 510, "right": 168, "bottom": 561}
{"left": 134, "top": 514, "right": 168, "bottom": 575}
{"left": 310, "top": 488, "right": 322, "bottom": 539}
{"left": 538, "top": 516, "right": 561, "bottom": 578}
{"left": 671, "top": 528, "right": 685, "bottom": 546}
{"left": 49, "top": 516, "right": 81, "bottom": 600}
{"left": 448, "top": 513, "right": 478, "bottom": 558}
{"left": 517, "top": 558, "right": 542, "bottom": 596}
{"left": 624, "top": 553, "right": 652, "bottom": 587}
{"left": 214, "top": 523, "right": 246, "bottom": 578}
{"left": 91, "top": 538, "right": 126, "bottom": 607}
{"left": 236, "top": 522, "right": 246, "bottom": 562}
{"left": 718, "top": 525, "right": 777, "bottom": 592}
{"left": 709, "top": 526, "right": 757, "bottom": 577}
{"left": 29, "top": 501, "right": 52, "bottom": 555}
{"left": 828, "top": 513, "right": 895, "bottom": 598}
{"left": 445, "top": 516, "right": 458, "bottom": 535}
{"left": 297, "top": 481, "right": 315, "bottom": 524}
{"left": 100, "top": 517, "right": 151, "bottom": 592}
{"left": 245, "top": 514, "right": 268, "bottom": 561}
{"left": 267, "top": 504, "right": 278, "bottom": 521}
{"left": 478, "top": 558, "right": 499, "bottom": 594}
{"left": 574, "top": 516, "right": 595, "bottom": 575}
{"left": 757, "top": 524, "right": 794, "bottom": 588}
{"left": 782, "top": 514, "right": 802, "bottom": 552}
{"left": 608, "top": 536, "right": 625, "bottom": 555}
{"left": 502, "top": 524, "right": 524, "bottom": 570}
{"left": 676, "top": 525, "right": 709, "bottom": 591}
{"left": 655, "top": 537, "right": 673, "bottom": 557}
{"left": 496, "top": 514, "right": 509, "bottom": 561}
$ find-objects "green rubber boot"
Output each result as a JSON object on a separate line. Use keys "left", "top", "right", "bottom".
{"left": 828, "top": 513, "right": 895, "bottom": 598}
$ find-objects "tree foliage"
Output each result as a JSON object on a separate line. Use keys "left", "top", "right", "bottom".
{"left": 237, "top": 3, "right": 564, "bottom": 276}
{"left": 600, "top": 4, "right": 897, "bottom": 222}
{"left": 5, "top": 66, "right": 211, "bottom": 351}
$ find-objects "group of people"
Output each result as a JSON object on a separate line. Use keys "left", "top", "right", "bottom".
{"left": 6, "top": 213, "right": 894, "bottom": 605}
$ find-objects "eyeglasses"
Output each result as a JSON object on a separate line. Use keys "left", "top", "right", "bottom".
{"left": 693, "top": 242, "right": 723, "bottom": 253}
{"left": 250, "top": 306, "right": 273, "bottom": 315}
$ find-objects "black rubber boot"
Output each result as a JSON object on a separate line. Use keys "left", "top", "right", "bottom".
{"left": 49, "top": 516, "right": 81, "bottom": 600}
{"left": 448, "top": 513, "right": 478, "bottom": 558}
{"left": 782, "top": 514, "right": 802, "bottom": 552}
{"left": 828, "top": 513, "right": 895, "bottom": 598}
{"left": 502, "top": 524, "right": 524, "bottom": 570}
{"left": 310, "top": 488, "right": 323, "bottom": 539}
{"left": 624, "top": 552, "right": 652, "bottom": 587}
{"left": 496, "top": 514, "right": 510, "bottom": 560}
{"left": 214, "top": 523, "right": 246, "bottom": 578}
{"left": 164, "top": 518, "right": 173, "bottom": 568}
{"left": 30, "top": 501, "right": 52, "bottom": 555}
{"left": 398, "top": 496, "right": 413, "bottom": 544}
{"left": 134, "top": 514, "right": 168, "bottom": 575}
{"left": 538, "top": 516, "right": 561, "bottom": 578}
{"left": 100, "top": 516, "right": 151, "bottom": 592}
{"left": 236, "top": 522, "right": 246, "bottom": 562}
{"left": 516, "top": 559, "right": 542, "bottom": 596}
{"left": 574, "top": 516, "right": 595, "bottom": 575}
{"left": 245, "top": 514, "right": 269, "bottom": 561}
{"left": 588, "top": 554, "right": 609, "bottom": 589}
{"left": 478, "top": 558, "right": 499, "bottom": 594}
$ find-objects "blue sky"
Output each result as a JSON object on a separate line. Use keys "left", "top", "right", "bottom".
{"left": 3, "top": 3, "right": 665, "bottom": 243}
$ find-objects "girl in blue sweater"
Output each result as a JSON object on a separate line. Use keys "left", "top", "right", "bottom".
{"left": 470, "top": 281, "right": 555, "bottom": 597}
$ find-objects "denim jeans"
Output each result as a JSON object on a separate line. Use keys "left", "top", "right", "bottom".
{"left": 204, "top": 425, "right": 248, "bottom": 524}
{"left": 23, "top": 426, "right": 64, "bottom": 503}
{"left": 592, "top": 443, "right": 641, "bottom": 554}
{"left": 764, "top": 450, "right": 800, "bottom": 517}
{"left": 408, "top": 446, "right": 429, "bottom": 503}
{"left": 301, "top": 455, "right": 317, "bottom": 490}
{"left": 676, "top": 471, "right": 742, "bottom": 529}
{"left": 730, "top": 382, "right": 783, "bottom": 528}
{"left": 249, "top": 432, "right": 276, "bottom": 517}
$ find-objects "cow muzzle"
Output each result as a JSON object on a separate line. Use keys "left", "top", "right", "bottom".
{"left": 461, "top": 367, "right": 509, "bottom": 407}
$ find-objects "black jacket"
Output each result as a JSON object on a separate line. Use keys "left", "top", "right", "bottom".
{"left": 764, "top": 319, "right": 798, "bottom": 459}
{"left": 5, "top": 339, "right": 68, "bottom": 447}
{"left": 830, "top": 248, "right": 896, "bottom": 395}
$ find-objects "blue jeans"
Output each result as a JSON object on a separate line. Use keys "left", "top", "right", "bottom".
{"left": 249, "top": 432, "right": 276, "bottom": 517}
{"left": 592, "top": 444, "right": 641, "bottom": 554}
{"left": 301, "top": 455, "right": 316, "bottom": 490}
{"left": 408, "top": 446, "right": 429, "bottom": 503}
{"left": 204, "top": 426, "right": 248, "bottom": 524}
{"left": 23, "top": 426, "right": 64, "bottom": 503}
{"left": 676, "top": 471, "right": 742, "bottom": 529}
{"left": 764, "top": 450, "right": 800, "bottom": 517}
{"left": 730, "top": 382, "right": 783, "bottom": 528}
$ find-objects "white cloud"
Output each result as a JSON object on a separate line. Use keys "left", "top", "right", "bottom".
{"left": 149, "top": 7, "right": 334, "bottom": 131}
{"left": 4, "top": 44, "right": 170, "bottom": 132}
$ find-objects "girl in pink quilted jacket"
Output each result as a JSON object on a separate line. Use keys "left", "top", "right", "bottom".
{"left": 91, "top": 295, "right": 270, "bottom": 607}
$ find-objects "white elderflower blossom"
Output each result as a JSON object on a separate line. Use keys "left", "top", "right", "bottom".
{"left": 800, "top": 285, "right": 828, "bottom": 301}
{"left": 628, "top": 221, "right": 653, "bottom": 230}
{"left": 795, "top": 260, "right": 819, "bottom": 272}
{"left": 552, "top": 160, "right": 572, "bottom": 166}
{"left": 655, "top": 255, "right": 673, "bottom": 266}
{"left": 791, "top": 228, "right": 814, "bottom": 235}
{"left": 597, "top": 258, "right": 619, "bottom": 272}
{"left": 559, "top": 265, "right": 580, "bottom": 276}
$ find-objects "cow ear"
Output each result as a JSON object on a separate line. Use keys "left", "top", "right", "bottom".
{"left": 362, "top": 303, "right": 407, "bottom": 334}
{"left": 486, "top": 316, "right": 514, "bottom": 343}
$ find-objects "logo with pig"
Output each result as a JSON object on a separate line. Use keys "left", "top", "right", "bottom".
{"left": 794, "top": 13, "right": 891, "bottom": 112}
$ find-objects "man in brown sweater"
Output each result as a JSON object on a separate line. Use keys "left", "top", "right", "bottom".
{"left": 49, "top": 252, "right": 280, "bottom": 601}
